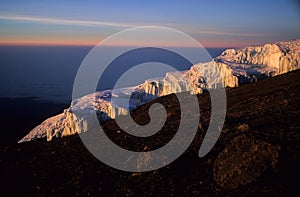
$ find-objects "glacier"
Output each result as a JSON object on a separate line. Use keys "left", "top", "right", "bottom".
{"left": 19, "top": 39, "right": 300, "bottom": 143}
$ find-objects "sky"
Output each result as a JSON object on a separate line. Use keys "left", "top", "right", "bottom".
{"left": 0, "top": 0, "right": 299, "bottom": 48}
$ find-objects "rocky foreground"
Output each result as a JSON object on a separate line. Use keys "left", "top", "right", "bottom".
{"left": 1, "top": 69, "right": 299, "bottom": 195}
{"left": 19, "top": 39, "right": 300, "bottom": 142}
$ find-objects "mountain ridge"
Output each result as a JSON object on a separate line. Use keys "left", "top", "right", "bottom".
{"left": 19, "top": 39, "right": 300, "bottom": 143}
{"left": 2, "top": 68, "right": 299, "bottom": 195}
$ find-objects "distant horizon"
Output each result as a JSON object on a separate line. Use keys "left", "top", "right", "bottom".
{"left": 0, "top": 37, "right": 299, "bottom": 49}
{"left": 1, "top": 1, "right": 299, "bottom": 48}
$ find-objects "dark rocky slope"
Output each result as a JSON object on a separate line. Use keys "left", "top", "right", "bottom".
{"left": 1, "top": 69, "right": 299, "bottom": 196}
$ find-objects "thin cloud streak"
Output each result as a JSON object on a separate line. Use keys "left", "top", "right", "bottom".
{"left": 197, "top": 30, "right": 269, "bottom": 37}
{"left": 172, "top": 25, "right": 273, "bottom": 38}
{"left": 0, "top": 15, "right": 136, "bottom": 28}
{"left": 0, "top": 15, "right": 271, "bottom": 37}
{"left": 0, "top": 15, "right": 274, "bottom": 47}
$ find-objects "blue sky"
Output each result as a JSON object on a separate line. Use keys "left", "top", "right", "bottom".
{"left": 0, "top": 0, "right": 299, "bottom": 47}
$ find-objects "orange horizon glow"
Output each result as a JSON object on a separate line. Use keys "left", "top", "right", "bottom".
{"left": 0, "top": 40, "right": 98, "bottom": 47}
{"left": 0, "top": 37, "right": 102, "bottom": 46}
{"left": 0, "top": 39, "right": 249, "bottom": 48}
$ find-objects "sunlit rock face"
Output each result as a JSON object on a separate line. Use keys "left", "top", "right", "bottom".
{"left": 19, "top": 39, "right": 300, "bottom": 143}
{"left": 217, "top": 39, "right": 300, "bottom": 75}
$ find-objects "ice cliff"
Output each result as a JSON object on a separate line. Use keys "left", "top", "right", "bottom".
{"left": 19, "top": 39, "right": 300, "bottom": 143}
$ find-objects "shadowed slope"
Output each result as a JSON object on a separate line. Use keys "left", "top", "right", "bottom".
{"left": 1, "top": 69, "right": 299, "bottom": 195}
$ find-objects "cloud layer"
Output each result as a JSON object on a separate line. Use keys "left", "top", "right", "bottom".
{"left": 0, "top": 15, "right": 135, "bottom": 28}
